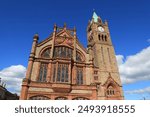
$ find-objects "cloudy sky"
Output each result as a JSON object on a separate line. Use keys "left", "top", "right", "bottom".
{"left": 0, "top": 0, "right": 150, "bottom": 99}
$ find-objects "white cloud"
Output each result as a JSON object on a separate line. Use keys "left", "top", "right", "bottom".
{"left": 0, "top": 65, "right": 26, "bottom": 95}
{"left": 116, "top": 46, "right": 150, "bottom": 84}
{"left": 125, "top": 87, "right": 150, "bottom": 94}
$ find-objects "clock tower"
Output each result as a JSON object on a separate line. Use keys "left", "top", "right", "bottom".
{"left": 87, "top": 12, "right": 124, "bottom": 99}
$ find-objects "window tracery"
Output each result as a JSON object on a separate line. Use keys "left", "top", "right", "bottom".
{"left": 41, "top": 48, "right": 51, "bottom": 58}
{"left": 76, "top": 51, "right": 82, "bottom": 62}
{"left": 54, "top": 46, "right": 72, "bottom": 58}
{"left": 76, "top": 67, "right": 83, "bottom": 85}
{"left": 106, "top": 85, "right": 115, "bottom": 96}
{"left": 53, "top": 63, "right": 69, "bottom": 83}
{"left": 38, "top": 63, "right": 48, "bottom": 82}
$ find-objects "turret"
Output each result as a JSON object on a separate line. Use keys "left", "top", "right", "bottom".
{"left": 30, "top": 33, "right": 39, "bottom": 58}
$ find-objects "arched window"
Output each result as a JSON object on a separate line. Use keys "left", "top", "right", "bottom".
{"left": 76, "top": 51, "right": 82, "bottom": 62}
{"left": 54, "top": 46, "right": 72, "bottom": 58}
{"left": 106, "top": 85, "right": 115, "bottom": 96}
{"left": 105, "top": 35, "right": 107, "bottom": 41}
{"left": 98, "top": 34, "right": 101, "bottom": 41}
{"left": 53, "top": 63, "right": 69, "bottom": 83}
{"left": 29, "top": 95, "right": 50, "bottom": 100}
{"left": 102, "top": 35, "right": 104, "bottom": 41}
{"left": 76, "top": 67, "right": 83, "bottom": 85}
{"left": 41, "top": 48, "right": 51, "bottom": 58}
{"left": 38, "top": 63, "right": 48, "bottom": 82}
{"left": 73, "top": 97, "right": 89, "bottom": 100}
{"left": 55, "top": 97, "right": 67, "bottom": 100}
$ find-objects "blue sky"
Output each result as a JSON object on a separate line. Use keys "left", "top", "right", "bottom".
{"left": 0, "top": 0, "right": 150, "bottom": 100}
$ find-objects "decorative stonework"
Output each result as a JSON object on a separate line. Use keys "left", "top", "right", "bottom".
{"left": 20, "top": 12, "right": 124, "bottom": 100}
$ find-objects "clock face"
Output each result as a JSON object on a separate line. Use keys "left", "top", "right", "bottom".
{"left": 98, "top": 26, "right": 104, "bottom": 32}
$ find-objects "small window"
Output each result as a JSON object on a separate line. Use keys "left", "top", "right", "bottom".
{"left": 94, "top": 76, "right": 98, "bottom": 80}
{"left": 98, "top": 35, "right": 101, "bottom": 41}
{"left": 94, "top": 71, "right": 98, "bottom": 74}
{"left": 102, "top": 35, "right": 104, "bottom": 41}
{"left": 105, "top": 35, "right": 107, "bottom": 41}
{"left": 106, "top": 85, "right": 115, "bottom": 96}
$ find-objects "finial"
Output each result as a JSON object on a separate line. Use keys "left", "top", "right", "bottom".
{"left": 73, "top": 26, "right": 76, "bottom": 32}
{"left": 53, "top": 23, "right": 57, "bottom": 32}
{"left": 33, "top": 33, "right": 39, "bottom": 40}
{"left": 105, "top": 20, "right": 108, "bottom": 25}
{"left": 54, "top": 23, "right": 57, "bottom": 28}
{"left": 64, "top": 22, "right": 67, "bottom": 28}
{"left": 73, "top": 26, "right": 76, "bottom": 37}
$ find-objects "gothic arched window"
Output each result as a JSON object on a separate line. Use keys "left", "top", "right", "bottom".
{"left": 98, "top": 34, "right": 101, "bottom": 41}
{"left": 106, "top": 85, "right": 115, "bottom": 96}
{"left": 54, "top": 46, "right": 72, "bottom": 58}
{"left": 29, "top": 95, "right": 50, "bottom": 100}
{"left": 41, "top": 48, "right": 51, "bottom": 58}
{"left": 76, "top": 67, "right": 83, "bottom": 85}
{"left": 102, "top": 35, "right": 104, "bottom": 41}
{"left": 76, "top": 51, "right": 82, "bottom": 62}
{"left": 38, "top": 63, "right": 48, "bottom": 82}
{"left": 105, "top": 35, "right": 107, "bottom": 41}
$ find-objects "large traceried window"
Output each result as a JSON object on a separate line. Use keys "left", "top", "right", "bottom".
{"left": 54, "top": 46, "right": 72, "bottom": 58}
{"left": 53, "top": 63, "right": 69, "bottom": 83}
{"left": 76, "top": 67, "right": 83, "bottom": 85}
{"left": 38, "top": 63, "right": 48, "bottom": 82}
{"left": 41, "top": 48, "right": 51, "bottom": 58}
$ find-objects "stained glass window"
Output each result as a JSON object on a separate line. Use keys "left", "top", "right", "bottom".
{"left": 53, "top": 64, "right": 56, "bottom": 82}
{"left": 76, "top": 67, "right": 83, "bottom": 85}
{"left": 57, "top": 64, "right": 61, "bottom": 82}
{"left": 54, "top": 46, "right": 72, "bottom": 58}
{"left": 38, "top": 63, "right": 48, "bottom": 82}
{"left": 41, "top": 48, "right": 51, "bottom": 58}
{"left": 76, "top": 51, "right": 82, "bottom": 62}
{"left": 53, "top": 63, "right": 69, "bottom": 83}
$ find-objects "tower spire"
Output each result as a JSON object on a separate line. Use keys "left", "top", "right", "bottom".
{"left": 92, "top": 11, "right": 98, "bottom": 22}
